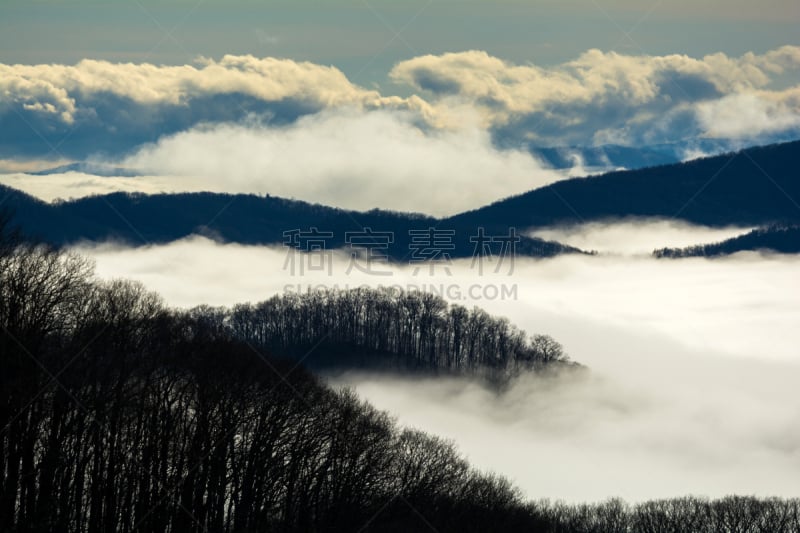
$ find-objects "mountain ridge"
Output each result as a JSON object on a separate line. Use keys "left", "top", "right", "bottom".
{"left": 2, "top": 139, "right": 799, "bottom": 257}
{"left": 447, "top": 139, "right": 800, "bottom": 229}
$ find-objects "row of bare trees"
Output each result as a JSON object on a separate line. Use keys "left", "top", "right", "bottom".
{"left": 538, "top": 496, "right": 800, "bottom": 532}
{"left": 226, "top": 288, "right": 569, "bottom": 376}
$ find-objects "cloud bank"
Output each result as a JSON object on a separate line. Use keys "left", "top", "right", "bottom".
{"left": 69, "top": 231, "right": 800, "bottom": 502}
{"left": 118, "top": 110, "right": 566, "bottom": 216}
{"left": 391, "top": 46, "right": 800, "bottom": 145}
{"left": 73, "top": 234, "right": 800, "bottom": 362}
{"left": 2, "top": 46, "right": 799, "bottom": 161}
{"left": 0, "top": 55, "right": 431, "bottom": 158}
{"left": 0, "top": 55, "right": 427, "bottom": 124}
{"left": 528, "top": 219, "right": 755, "bottom": 256}
{"left": 335, "top": 359, "right": 800, "bottom": 504}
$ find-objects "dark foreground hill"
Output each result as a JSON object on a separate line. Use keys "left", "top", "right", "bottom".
{"left": 654, "top": 224, "right": 800, "bottom": 258}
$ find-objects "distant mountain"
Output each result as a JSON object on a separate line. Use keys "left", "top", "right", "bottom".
{"left": 654, "top": 224, "right": 800, "bottom": 258}
{"left": 527, "top": 139, "right": 736, "bottom": 170}
{"left": 27, "top": 162, "right": 142, "bottom": 177}
{"left": 449, "top": 140, "right": 800, "bottom": 229}
{"left": 0, "top": 187, "right": 582, "bottom": 259}
{"left": 2, "top": 139, "right": 798, "bottom": 258}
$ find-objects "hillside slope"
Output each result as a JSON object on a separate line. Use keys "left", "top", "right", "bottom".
{"left": 448, "top": 140, "right": 800, "bottom": 229}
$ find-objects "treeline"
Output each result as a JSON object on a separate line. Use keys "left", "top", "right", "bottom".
{"left": 538, "top": 496, "right": 800, "bottom": 532}
{"left": 654, "top": 224, "right": 800, "bottom": 258}
{"left": 226, "top": 288, "right": 570, "bottom": 377}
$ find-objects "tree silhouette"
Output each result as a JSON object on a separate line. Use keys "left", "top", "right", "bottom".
{"left": 2, "top": 225, "right": 798, "bottom": 532}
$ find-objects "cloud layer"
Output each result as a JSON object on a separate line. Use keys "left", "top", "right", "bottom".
{"left": 2, "top": 46, "right": 799, "bottom": 161}
{"left": 391, "top": 46, "right": 800, "bottom": 145}
{"left": 119, "top": 110, "right": 566, "bottom": 215}
{"left": 0, "top": 55, "right": 425, "bottom": 124}
{"left": 336, "top": 360, "right": 800, "bottom": 503}
{"left": 528, "top": 219, "right": 754, "bottom": 256}
{"left": 0, "top": 55, "right": 430, "bottom": 158}
{"left": 74, "top": 232, "right": 800, "bottom": 362}
{"left": 70, "top": 229, "right": 800, "bottom": 502}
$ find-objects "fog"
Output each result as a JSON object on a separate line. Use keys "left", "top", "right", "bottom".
{"left": 0, "top": 172, "right": 211, "bottom": 202}
{"left": 72, "top": 220, "right": 800, "bottom": 502}
{"left": 529, "top": 219, "right": 754, "bottom": 255}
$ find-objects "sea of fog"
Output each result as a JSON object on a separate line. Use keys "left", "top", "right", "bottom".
{"left": 71, "top": 220, "right": 800, "bottom": 503}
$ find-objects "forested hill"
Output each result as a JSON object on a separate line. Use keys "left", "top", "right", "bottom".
{"left": 2, "top": 139, "right": 798, "bottom": 257}
{"left": 447, "top": 140, "right": 800, "bottom": 229}
{"left": 0, "top": 186, "right": 582, "bottom": 259}
{"left": 654, "top": 224, "right": 800, "bottom": 258}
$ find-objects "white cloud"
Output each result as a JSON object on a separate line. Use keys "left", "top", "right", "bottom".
{"left": 0, "top": 109, "right": 572, "bottom": 216}
{"left": 2, "top": 47, "right": 799, "bottom": 161}
{"left": 390, "top": 46, "right": 800, "bottom": 145}
{"left": 696, "top": 89, "right": 800, "bottom": 139}
{"left": 115, "top": 110, "right": 564, "bottom": 216}
{"left": 391, "top": 46, "right": 800, "bottom": 118}
{"left": 0, "top": 55, "right": 428, "bottom": 125}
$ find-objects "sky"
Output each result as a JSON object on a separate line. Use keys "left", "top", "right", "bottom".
{"left": 2, "top": 1, "right": 799, "bottom": 73}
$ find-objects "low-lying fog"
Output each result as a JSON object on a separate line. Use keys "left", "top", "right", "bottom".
{"left": 72, "top": 220, "right": 800, "bottom": 503}
{"left": 529, "top": 219, "right": 754, "bottom": 255}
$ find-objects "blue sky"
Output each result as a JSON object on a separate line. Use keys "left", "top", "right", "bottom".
{"left": 2, "top": 0, "right": 798, "bottom": 87}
